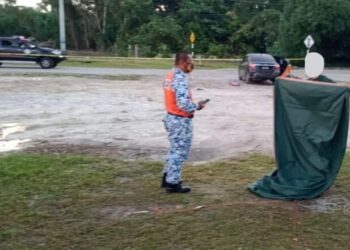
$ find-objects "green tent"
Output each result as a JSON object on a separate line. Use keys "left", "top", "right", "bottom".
{"left": 249, "top": 77, "right": 350, "bottom": 200}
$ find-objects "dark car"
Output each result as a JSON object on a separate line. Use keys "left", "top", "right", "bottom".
{"left": 0, "top": 36, "right": 66, "bottom": 69}
{"left": 238, "top": 53, "right": 280, "bottom": 83}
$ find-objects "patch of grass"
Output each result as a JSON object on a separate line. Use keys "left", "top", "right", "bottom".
{"left": 1, "top": 153, "right": 350, "bottom": 249}
{"left": 0, "top": 72, "right": 142, "bottom": 81}
{"left": 62, "top": 58, "right": 237, "bottom": 69}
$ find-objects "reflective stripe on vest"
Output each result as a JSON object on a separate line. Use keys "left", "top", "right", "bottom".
{"left": 163, "top": 71, "right": 193, "bottom": 117}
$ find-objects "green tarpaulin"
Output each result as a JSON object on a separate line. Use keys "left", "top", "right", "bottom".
{"left": 249, "top": 77, "right": 350, "bottom": 200}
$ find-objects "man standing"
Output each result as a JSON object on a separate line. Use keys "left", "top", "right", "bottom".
{"left": 162, "top": 53, "right": 207, "bottom": 193}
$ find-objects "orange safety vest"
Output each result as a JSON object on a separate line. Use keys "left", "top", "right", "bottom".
{"left": 163, "top": 70, "right": 193, "bottom": 118}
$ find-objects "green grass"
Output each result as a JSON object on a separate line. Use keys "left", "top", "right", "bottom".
{"left": 62, "top": 57, "right": 237, "bottom": 69}
{"left": 0, "top": 72, "right": 142, "bottom": 81}
{"left": 1, "top": 153, "right": 350, "bottom": 249}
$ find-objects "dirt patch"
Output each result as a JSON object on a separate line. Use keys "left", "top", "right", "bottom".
{"left": 1, "top": 71, "right": 349, "bottom": 162}
{"left": 0, "top": 74, "right": 275, "bottom": 162}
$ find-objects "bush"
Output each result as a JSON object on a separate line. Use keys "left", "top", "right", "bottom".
{"left": 207, "top": 44, "right": 227, "bottom": 58}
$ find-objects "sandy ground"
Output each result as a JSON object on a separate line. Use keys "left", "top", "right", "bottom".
{"left": 0, "top": 70, "right": 349, "bottom": 163}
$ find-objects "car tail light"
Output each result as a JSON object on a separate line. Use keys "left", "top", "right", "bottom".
{"left": 249, "top": 64, "right": 256, "bottom": 70}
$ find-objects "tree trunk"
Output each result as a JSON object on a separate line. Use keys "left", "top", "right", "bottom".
{"left": 102, "top": 4, "right": 107, "bottom": 35}
{"left": 69, "top": 20, "right": 79, "bottom": 49}
{"left": 83, "top": 21, "right": 90, "bottom": 49}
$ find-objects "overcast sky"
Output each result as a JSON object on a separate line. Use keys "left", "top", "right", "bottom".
{"left": 16, "top": 0, "right": 42, "bottom": 7}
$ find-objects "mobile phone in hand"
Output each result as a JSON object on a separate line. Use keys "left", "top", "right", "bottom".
{"left": 203, "top": 99, "right": 210, "bottom": 104}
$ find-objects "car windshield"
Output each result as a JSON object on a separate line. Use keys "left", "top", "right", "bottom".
{"left": 250, "top": 54, "right": 275, "bottom": 63}
{"left": 18, "top": 41, "right": 36, "bottom": 48}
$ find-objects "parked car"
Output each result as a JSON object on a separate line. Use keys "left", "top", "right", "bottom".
{"left": 238, "top": 53, "right": 280, "bottom": 83}
{"left": 273, "top": 56, "right": 289, "bottom": 76}
{"left": 0, "top": 36, "right": 66, "bottom": 69}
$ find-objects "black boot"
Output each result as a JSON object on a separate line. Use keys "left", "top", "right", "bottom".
{"left": 161, "top": 173, "right": 167, "bottom": 188}
{"left": 161, "top": 173, "right": 183, "bottom": 188}
{"left": 166, "top": 183, "right": 191, "bottom": 193}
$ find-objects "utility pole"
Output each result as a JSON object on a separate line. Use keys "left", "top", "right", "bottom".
{"left": 59, "top": 0, "right": 66, "bottom": 51}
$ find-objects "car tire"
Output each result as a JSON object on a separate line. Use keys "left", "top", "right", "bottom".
{"left": 39, "top": 57, "right": 55, "bottom": 69}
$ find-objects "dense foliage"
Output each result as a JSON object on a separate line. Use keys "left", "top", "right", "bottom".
{"left": 1, "top": 0, "right": 349, "bottom": 60}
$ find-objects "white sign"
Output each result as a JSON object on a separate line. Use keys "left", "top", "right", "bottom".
{"left": 304, "top": 35, "right": 315, "bottom": 49}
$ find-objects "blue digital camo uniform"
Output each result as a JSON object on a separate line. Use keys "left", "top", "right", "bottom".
{"left": 163, "top": 68, "right": 198, "bottom": 184}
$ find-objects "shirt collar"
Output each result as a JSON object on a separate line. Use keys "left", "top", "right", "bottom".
{"left": 174, "top": 67, "right": 186, "bottom": 76}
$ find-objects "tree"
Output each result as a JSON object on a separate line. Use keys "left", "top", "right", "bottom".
{"left": 135, "top": 15, "right": 183, "bottom": 56}
{"left": 176, "top": 0, "right": 234, "bottom": 56}
{"left": 41, "top": 0, "right": 120, "bottom": 50}
{"left": 227, "top": 0, "right": 284, "bottom": 55}
{"left": 3, "top": 0, "right": 349, "bottom": 62}
{"left": 0, "top": 4, "right": 58, "bottom": 44}
{"left": 279, "top": 0, "right": 350, "bottom": 61}
{"left": 113, "top": 0, "right": 153, "bottom": 56}
{"left": 234, "top": 9, "right": 281, "bottom": 54}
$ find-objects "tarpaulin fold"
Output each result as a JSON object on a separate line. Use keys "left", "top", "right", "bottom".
{"left": 249, "top": 78, "right": 350, "bottom": 200}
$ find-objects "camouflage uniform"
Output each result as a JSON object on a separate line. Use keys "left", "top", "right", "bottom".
{"left": 163, "top": 68, "right": 198, "bottom": 184}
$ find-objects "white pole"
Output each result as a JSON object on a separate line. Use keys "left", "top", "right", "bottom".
{"left": 59, "top": 0, "right": 66, "bottom": 51}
